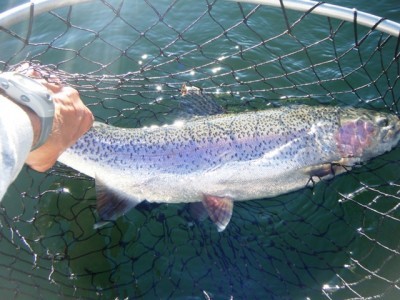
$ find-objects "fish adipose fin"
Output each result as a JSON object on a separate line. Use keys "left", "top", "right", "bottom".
{"left": 202, "top": 194, "right": 233, "bottom": 232}
{"left": 95, "top": 176, "right": 141, "bottom": 223}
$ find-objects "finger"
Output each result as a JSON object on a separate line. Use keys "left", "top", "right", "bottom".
{"left": 71, "top": 105, "right": 94, "bottom": 138}
{"left": 60, "top": 86, "right": 82, "bottom": 103}
{"left": 13, "top": 62, "right": 33, "bottom": 74}
{"left": 41, "top": 80, "right": 63, "bottom": 93}
{"left": 14, "top": 64, "right": 45, "bottom": 79}
{"left": 17, "top": 67, "right": 63, "bottom": 92}
{"left": 82, "top": 107, "right": 94, "bottom": 131}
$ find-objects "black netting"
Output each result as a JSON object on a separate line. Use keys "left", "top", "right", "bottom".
{"left": 0, "top": 0, "right": 400, "bottom": 299}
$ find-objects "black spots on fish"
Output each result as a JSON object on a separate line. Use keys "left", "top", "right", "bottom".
{"left": 80, "top": 105, "right": 344, "bottom": 176}
{"left": 73, "top": 142, "right": 84, "bottom": 151}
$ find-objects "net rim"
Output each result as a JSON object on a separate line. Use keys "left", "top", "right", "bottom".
{"left": 0, "top": 0, "right": 93, "bottom": 28}
{"left": 0, "top": 0, "right": 399, "bottom": 38}
{"left": 233, "top": 0, "right": 400, "bottom": 37}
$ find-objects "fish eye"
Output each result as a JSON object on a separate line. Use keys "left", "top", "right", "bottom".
{"left": 377, "top": 117, "right": 389, "bottom": 127}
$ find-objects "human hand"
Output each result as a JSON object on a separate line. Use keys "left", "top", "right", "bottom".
{"left": 19, "top": 67, "right": 94, "bottom": 172}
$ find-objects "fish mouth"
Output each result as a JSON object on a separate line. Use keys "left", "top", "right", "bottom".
{"left": 377, "top": 113, "right": 400, "bottom": 144}
{"left": 391, "top": 118, "right": 400, "bottom": 142}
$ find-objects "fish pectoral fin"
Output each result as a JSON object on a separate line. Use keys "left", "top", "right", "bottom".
{"left": 303, "top": 162, "right": 350, "bottom": 181}
{"left": 202, "top": 194, "right": 234, "bottom": 232}
{"left": 95, "top": 176, "right": 142, "bottom": 222}
{"left": 303, "top": 163, "right": 335, "bottom": 179}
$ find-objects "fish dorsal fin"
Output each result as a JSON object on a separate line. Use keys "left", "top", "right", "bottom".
{"left": 202, "top": 194, "right": 233, "bottom": 232}
{"left": 95, "top": 176, "right": 141, "bottom": 222}
{"left": 179, "top": 84, "right": 226, "bottom": 118}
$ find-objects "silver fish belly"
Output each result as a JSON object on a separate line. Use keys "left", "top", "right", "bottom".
{"left": 58, "top": 105, "right": 400, "bottom": 231}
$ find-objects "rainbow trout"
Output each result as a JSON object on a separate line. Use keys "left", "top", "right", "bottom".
{"left": 58, "top": 104, "right": 400, "bottom": 231}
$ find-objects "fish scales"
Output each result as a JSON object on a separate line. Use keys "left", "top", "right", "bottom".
{"left": 58, "top": 105, "right": 400, "bottom": 230}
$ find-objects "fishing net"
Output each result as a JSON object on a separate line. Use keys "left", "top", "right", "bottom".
{"left": 0, "top": 0, "right": 399, "bottom": 299}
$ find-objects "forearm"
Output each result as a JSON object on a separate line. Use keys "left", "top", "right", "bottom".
{"left": 0, "top": 95, "right": 36, "bottom": 199}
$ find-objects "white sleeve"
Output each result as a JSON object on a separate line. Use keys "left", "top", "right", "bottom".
{"left": 0, "top": 99, "right": 34, "bottom": 200}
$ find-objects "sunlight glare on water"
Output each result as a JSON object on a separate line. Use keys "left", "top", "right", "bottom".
{"left": 0, "top": 0, "right": 399, "bottom": 299}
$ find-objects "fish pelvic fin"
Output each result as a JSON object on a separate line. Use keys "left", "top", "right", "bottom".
{"left": 95, "top": 175, "right": 141, "bottom": 223}
{"left": 189, "top": 202, "right": 209, "bottom": 222}
{"left": 202, "top": 194, "right": 234, "bottom": 232}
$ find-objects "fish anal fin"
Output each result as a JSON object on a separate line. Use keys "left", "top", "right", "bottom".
{"left": 202, "top": 194, "right": 233, "bottom": 232}
{"left": 95, "top": 176, "right": 141, "bottom": 222}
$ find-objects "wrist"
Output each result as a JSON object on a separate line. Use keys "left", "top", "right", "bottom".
{"left": 18, "top": 104, "right": 42, "bottom": 148}
{"left": 0, "top": 72, "right": 54, "bottom": 150}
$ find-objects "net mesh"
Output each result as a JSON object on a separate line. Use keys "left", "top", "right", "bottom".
{"left": 0, "top": 0, "right": 399, "bottom": 299}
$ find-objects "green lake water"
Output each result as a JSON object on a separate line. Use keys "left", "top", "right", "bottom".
{"left": 0, "top": 0, "right": 399, "bottom": 299}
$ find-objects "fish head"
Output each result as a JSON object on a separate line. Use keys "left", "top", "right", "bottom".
{"left": 336, "top": 108, "right": 400, "bottom": 161}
